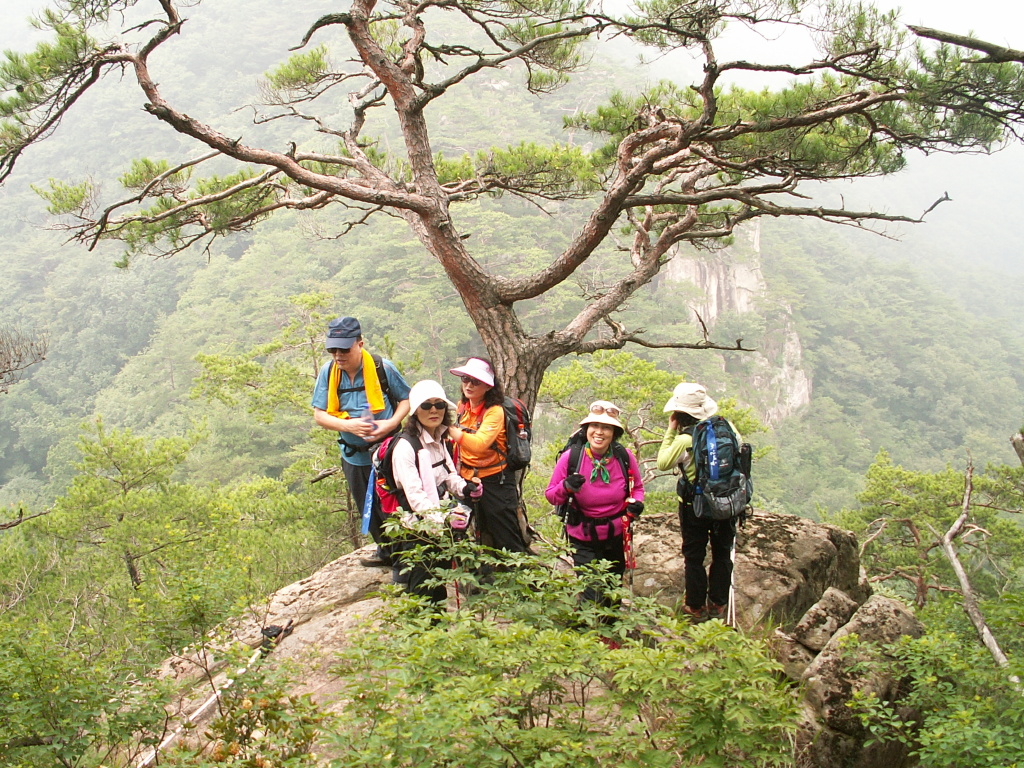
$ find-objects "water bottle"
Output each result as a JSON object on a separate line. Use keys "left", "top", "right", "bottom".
{"left": 360, "top": 406, "right": 375, "bottom": 435}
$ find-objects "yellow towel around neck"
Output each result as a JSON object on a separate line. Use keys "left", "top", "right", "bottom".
{"left": 326, "top": 349, "right": 386, "bottom": 419}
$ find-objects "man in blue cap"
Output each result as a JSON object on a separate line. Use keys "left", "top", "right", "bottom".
{"left": 312, "top": 317, "right": 411, "bottom": 567}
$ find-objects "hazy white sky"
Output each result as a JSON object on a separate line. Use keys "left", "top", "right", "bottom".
{"left": 638, "top": 0, "right": 1024, "bottom": 86}
{"left": 882, "top": 0, "right": 1024, "bottom": 44}
{"left": 2, "top": 0, "right": 1023, "bottom": 51}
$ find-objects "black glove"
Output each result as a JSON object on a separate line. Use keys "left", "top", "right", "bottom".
{"left": 625, "top": 501, "right": 644, "bottom": 518}
{"left": 463, "top": 480, "right": 483, "bottom": 500}
{"left": 564, "top": 473, "right": 586, "bottom": 493}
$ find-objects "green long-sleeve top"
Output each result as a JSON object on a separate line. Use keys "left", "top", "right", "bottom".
{"left": 656, "top": 421, "right": 742, "bottom": 483}
{"left": 656, "top": 426, "right": 695, "bottom": 481}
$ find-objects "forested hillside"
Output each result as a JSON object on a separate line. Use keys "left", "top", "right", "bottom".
{"left": 1, "top": 0, "right": 1022, "bottom": 514}
{"left": 3, "top": 1, "right": 1023, "bottom": 765}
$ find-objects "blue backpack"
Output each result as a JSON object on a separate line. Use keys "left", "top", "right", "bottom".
{"left": 680, "top": 416, "right": 752, "bottom": 520}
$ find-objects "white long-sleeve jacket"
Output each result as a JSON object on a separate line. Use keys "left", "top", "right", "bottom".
{"left": 391, "top": 424, "right": 467, "bottom": 526}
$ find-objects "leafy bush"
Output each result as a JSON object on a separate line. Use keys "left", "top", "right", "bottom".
{"left": 849, "top": 615, "right": 1024, "bottom": 768}
{"left": 330, "top": 538, "right": 799, "bottom": 768}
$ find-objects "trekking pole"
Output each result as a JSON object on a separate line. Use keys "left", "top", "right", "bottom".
{"left": 726, "top": 526, "right": 737, "bottom": 628}
{"left": 622, "top": 517, "right": 635, "bottom": 595}
{"left": 136, "top": 620, "right": 293, "bottom": 768}
{"left": 622, "top": 500, "right": 636, "bottom": 596}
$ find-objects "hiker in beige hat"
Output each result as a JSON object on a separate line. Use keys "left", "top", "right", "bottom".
{"left": 656, "top": 382, "right": 736, "bottom": 623}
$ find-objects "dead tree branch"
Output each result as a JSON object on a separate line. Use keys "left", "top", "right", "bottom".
{"left": 939, "top": 460, "right": 1022, "bottom": 688}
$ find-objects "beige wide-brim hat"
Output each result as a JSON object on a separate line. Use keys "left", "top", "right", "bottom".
{"left": 408, "top": 379, "right": 457, "bottom": 414}
{"left": 579, "top": 411, "right": 624, "bottom": 432}
{"left": 663, "top": 382, "right": 718, "bottom": 420}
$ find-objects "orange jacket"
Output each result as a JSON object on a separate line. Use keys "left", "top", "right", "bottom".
{"left": 454, "top": 402, "right": 508, "bottom": 479}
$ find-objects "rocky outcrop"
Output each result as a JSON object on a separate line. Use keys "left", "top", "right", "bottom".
{"left": 631, "top": 510, "right": 866, "bottom": 630}
{"left": 797, "top": 595, "right": 924, "bottom": 768}
{"left": 156, "top": 510, "right": 923, "bottom": 768}
{"left": 635, "top": 511, "right": 924, "bottom": 768}
{"left": 665, "top": 247, "right": 763, "bottom": 321}
{"left": 750, "top": 320, "right": 813, "bottom": 427}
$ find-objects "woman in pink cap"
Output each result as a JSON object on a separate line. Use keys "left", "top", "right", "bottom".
{"left": 447, "top": 357, "right": 530, "bottom": 556}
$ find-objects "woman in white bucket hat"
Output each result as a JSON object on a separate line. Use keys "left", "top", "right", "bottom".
{"left": 386, "top": 379, "right": 478, "bottom": 608}
{"left": 656, "top": 382, "right": 736, "bottom": 623}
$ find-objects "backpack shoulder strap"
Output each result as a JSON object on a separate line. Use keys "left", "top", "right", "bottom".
{"left": 405, "top": 431, "right": 423, "bottom": 455}
{"left": 457, "top": 400, "right": 486, "bottom": 432}
{"left": 371, "top": 353, "right": 398, "bottom": 410}
{"left": 612, "top": 442, "right": 633, "bottom": 495}
{"left": 568, "top": 441, "right": 585, "bottom": 475}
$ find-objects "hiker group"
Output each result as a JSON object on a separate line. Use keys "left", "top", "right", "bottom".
{"left": 312, "top": 316, "right": 752, "bottom": 620}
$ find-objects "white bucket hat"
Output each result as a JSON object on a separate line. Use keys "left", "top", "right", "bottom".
{"left": 663, "top": 382, "right": 718, "bottom": 420}
{"left": 449, "top": 357, "right": 495, "bottom": 387}
{"left": 408, "top": 380, "right": 457, "bottom": 414}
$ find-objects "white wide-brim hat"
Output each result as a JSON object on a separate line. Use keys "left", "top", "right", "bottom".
{"left": 663, "top": 382, "right": 718, "bottom": 420}
{"left": 408, "top": 379, "right": 457, "bottom": 414}
{"left": 449, "top": 357, "right": 495, "bottom": 387}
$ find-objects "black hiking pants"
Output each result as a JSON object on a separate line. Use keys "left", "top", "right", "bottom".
{"left": 474, "top": 471, "right": 529, "bottom": 555}
{"left": 392, "top": 536, "right": 448, "bottom": 609}
{"left": 569, "top": 532, "right": 626, "bottom": 611}
{"left": 679, "top": 501, "right": 736, "bottom": 610}
{"left": 343, "top": 459, "right": 393, "bottom": 562}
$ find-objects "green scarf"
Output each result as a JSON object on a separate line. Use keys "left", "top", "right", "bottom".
{"left": 586, "top": 445, "right": 611, "bottom": 484}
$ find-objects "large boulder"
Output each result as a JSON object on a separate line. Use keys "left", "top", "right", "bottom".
{"left": 797, "top": 595, "right": 925, "bottom": 768}
{"left": 631, "top": 510, "right": 867, "bottom": 629}
{"left": 793, "top": 587, "right": 862, "bottom": 652}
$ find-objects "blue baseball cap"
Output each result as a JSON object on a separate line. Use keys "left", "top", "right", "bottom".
{"left": 326, "top": 316, "right": 361, "bottom": 350}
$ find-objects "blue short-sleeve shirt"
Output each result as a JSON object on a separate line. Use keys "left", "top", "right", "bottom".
{"left": 311, "top": 357, "right": 411, "bottom": 466}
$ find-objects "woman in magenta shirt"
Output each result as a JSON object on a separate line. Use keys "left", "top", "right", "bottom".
{"left": 545, "top": 401, "right": 644, "bottom": 611}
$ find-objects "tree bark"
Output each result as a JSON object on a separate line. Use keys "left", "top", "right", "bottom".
{"left": 125, "top": 549, "right": 143, "bottom": 590}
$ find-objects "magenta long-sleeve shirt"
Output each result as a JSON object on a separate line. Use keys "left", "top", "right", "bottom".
{"left": 545, "top": 444, "right": 645, "bottom": 541}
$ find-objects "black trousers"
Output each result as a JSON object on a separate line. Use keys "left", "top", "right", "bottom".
{"left": 569, "top": 533, "right": 626, "bottom": 608}
{"left": 392, "top": 537, "right": 448, "bottom": 608}
{"left": 679, "top": 501, "right": 736, "bottom": 609}
{"left": 474, "top": 472, "right": 529, "bottom": 554}
{"left": 342, "top": 459, "right": 391, "bottom": 551}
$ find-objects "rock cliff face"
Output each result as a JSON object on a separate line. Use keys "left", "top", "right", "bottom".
{"left": 158, "top": 511, "right": 922, "bottom": 768}
{"left": 665, "top": 225, "right": 812, "bottom": 426}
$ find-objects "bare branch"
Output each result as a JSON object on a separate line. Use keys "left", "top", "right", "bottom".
{"left": 939, "top": 461, "right": 1022, "bottom": 687}
{"left": 0, "top": 507, "right": 51, "bottom": 530}
{"left": 0, "top": 325, "right": 49, "bottom": 393}
{"left": 908, "top": 25, "right": 1024, "bottom": 64}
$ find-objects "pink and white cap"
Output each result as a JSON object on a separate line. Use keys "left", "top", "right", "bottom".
{"left": 449, "top": 357, "right": 495, "bottom": 387}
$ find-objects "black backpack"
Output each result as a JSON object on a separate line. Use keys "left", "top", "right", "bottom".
{"left": 679, "top": 416, "right": 753, "bottom": 521}
{"left": 459, "top": 396, "right": 533, "bottom": 472}
{"left": 554, "top": 430, "right": 632, "bottom": 526}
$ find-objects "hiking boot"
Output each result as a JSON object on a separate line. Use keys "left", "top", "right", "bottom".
{"left": 682, "top": 605, "right": 708, "bottom": 624}
{"left": 359, "top": 547, "right": 394, "bottom": 568}
{"left": 706, "top": 602, "right": 727, "bottom": 621}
